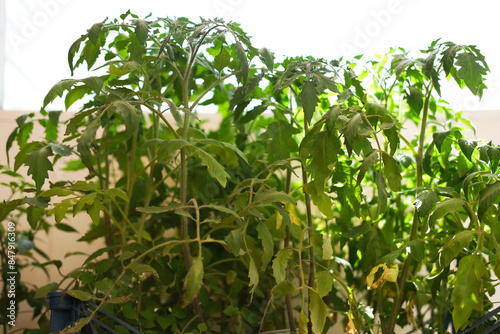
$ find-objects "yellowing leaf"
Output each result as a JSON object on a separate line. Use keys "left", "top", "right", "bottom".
{"left": 286, "top": 202, "right": 301, "bottom": 226}
{"left": 366, "top": 263, "right": 399, "bottom": 290}
{"left": 344, "top": 311, "right": 358, "bottom": 334}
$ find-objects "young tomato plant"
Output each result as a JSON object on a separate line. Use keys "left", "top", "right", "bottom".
{"left": 2, "top": 12, "right": 498, "bottom": 334}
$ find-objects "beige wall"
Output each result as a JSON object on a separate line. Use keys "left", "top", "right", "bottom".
{"left": 1, "top": 108, "right": 500, "bottom": 331}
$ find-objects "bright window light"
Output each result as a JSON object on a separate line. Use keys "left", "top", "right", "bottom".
{"left": 2, "top": 0, "right": 500, "bottom": 111}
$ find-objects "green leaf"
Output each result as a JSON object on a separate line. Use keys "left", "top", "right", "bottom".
{"left": 309, "top": 290, "right": 328, "bottom": 334}
{"left": 261, "top": 120, "right": 300, "bottom": 162}
{"left": 114, "top": 101, "right": 140, "bottom": 138}
{"left": 298, "top": 80, "right": 320, "bottom": 124}
{"left": 259, "top": 47, "right": 274, "bottom": 72}
{"left": 458, "top": 138, "right": 477, "bottom": 162}
{"left": 254, "top": 188, "right": 295, "bottom": 206}
{"left": 43, "top": 79, "right": 77, "bottom": 107}
{"left": 299, "top": 310, "right": 308, "bottom": 334}
{"left": 235, "top": 41, "right": 248, "bottom": 83}
{"left": 136, "top": 203, "right": 182, "bottom": 214}
{"left": 193, "top": 147, "right": 230, "bottom": 187}
{"left": 248, "top": 256, "right": 259, "bottom": 296}
{"left": 67, "top": 290, "right": 95, "bottom": 302}
{"left": 452, "top": 255, "right": 486, "bottom": 330}
{"left": 214, "top": 47, "right": 231, "bottom": 72}
{"left": 157, "top": 139, "right": 191, "bottom": 161}
{"left": 382, "top": 152, "right": 401, "bottom": 191}
{"left": 302, "top": 130, "right": 340, "bottom": 193}
{"left": 430, "top": 231, "right": 474, "bottom": 278}
{"left": 414, "top": 190, "right": 439, "bottom": 217}
{"left": 52, "top": 199, "right": 74, "bottom": 223}
{"left": 478, "top": 181, "right": 500, "bottom": 222}
{"left": 442, "top": 44, "right": 458, "bottom": 76}
{"left": 256, "top": 222, "right": 274, "bottom": 269}
{"left": 78, "top": 117, "right": 100, "bottom": 173}
{"left": 65, "top": 107, "right": 98, "bottom": 135}
{"left": 48, "top": 142, "right": 72, "bottom": 156}
{"left": 356, "top": 150, "right": 379, "bottom": 186}
{"left": 133, "top": 19, "right": 149, "bottom": 46}
{"left": 379, "top": 248, "right": 404, "bottom": 264}
{"left": 456, "top": 50, "right": 488, "bottom": 97}
{"left": 342, "top": 221, "right": 370, "bottom": 238}
{"left": 34, "top": 282, "right": 58, "bottom": 299}
{"left": 88, "top": 22, "right": 103, "bottom": 46}
{"left": 315, "top": 270, "right": 333, "bottom": 298}
{"left": 182, "top": 257, "right": 204, "bottom": 307}
{"left": 104, "top": 188, "right": 129, "bottom": 203}
{"left": 129, "top": 262, "right": 158, "bottom": 278}
{"left": 305, "top": 184, "right": 333, "bottom": 219}
{"left": 407, "top": 239, "right": 426, "bottom": 263}
{"left": 0, "top": 199, "right": 25, "bottom": 221}
{"left": 26, "top": 146, "right": 53, "bottom": 190}
{"left": 428, "top": 197, "right": 464, "bottom": 226}
{"left": 273, "top": 281, "right": 296, "bottom": 300}
{"left": 406, "top": 86, "right": 424, "bottom": 114}
{"left": 273, "top": 248, "right": 293, "bottom": 284}
{"left": 433, "top": 130, "right": 451, "bottom": 152}
{"left": 225, "top": 228, "right": 244, "bottom": 256}
{"left": 322, "top": 235, "right": 333, "bottom": 260}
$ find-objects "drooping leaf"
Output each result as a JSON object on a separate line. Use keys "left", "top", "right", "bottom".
{"left": 458, "top": 138, "right": 478, "bottom": 162}
{"left": 43, "top": 79, "right": 77, "bottom": 107}
{"left": 356, "top": 150, "right": 379, "bottom": 186}
{"left": 248, "top": 256, "right": 259, "bottom": 296}
{"left": 433, "top": 130, "right": 451, "bottom": 152}
{"left": 67, "top": 290, "right": 95, "bottom": 302}
{"left": 87, "top": 22, "right": 103, "bottom": 46}
{"left": 193, "top": 147, "right": 230, "bottom": 187}
{"left": 315, "top": 270, "right": 333, "bottom": 298}
{"left": 451, "top": 255, "right": 487, "bottom": 330}
{"left": 478, "top": 181, "right": 500, "bottom": 222}
{"left": 114, "top": 101, "right": 141, "bottom": 138}
{"left": 133, "top": 19, "right": 150, "bottom": 46}
{"left": 182, "top": 257, "right": 204, "bottom": 307}
{"left": 256, "top": 222, "right": 274, "bottom": 269}
{"left": 309, "top": 290, "right": 328, "bottom": 334}
{"left": 382, "top": 152, "right": 401, "bottom": 192}
{"left": 442, "top": 44, "right": 458, "bottom": 76}
{"left": 235, "top": 41, "right": 248, "bottom": 83}
{"left": 78, "top": 117, "right": 100, "bottom": 173}
{"left": 259, "top": 47, "right": 274, "bottom": 72}
{"left": 273, "top": 248, "right": 293, "bottom": 284}
{"left": 406, "top": 86, "right": 424, "bottom": 114}
{"left": 298, "top": 80, "right": 320, "bottom": 124}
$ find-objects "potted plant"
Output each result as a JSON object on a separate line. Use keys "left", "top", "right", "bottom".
{"left": 2, "top": 11, "right": 499, "bottom": 334}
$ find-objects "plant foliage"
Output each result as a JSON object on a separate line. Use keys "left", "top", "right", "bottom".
{"left": 2, "top": 12, "right": 500, "bottom": 334}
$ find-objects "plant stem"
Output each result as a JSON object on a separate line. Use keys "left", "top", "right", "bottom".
{"left": 301, "top": 120, "right": 315, "bottom": 334}
{"left": 284, "top": 166, "right": 297, "bottom": 333}
{"left": 386, "top": 83, "right": 432, "bottom": 334}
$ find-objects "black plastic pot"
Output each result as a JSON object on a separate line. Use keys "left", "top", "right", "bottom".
{"left": 47, "top": 291, "right": 84, "bottom": 333}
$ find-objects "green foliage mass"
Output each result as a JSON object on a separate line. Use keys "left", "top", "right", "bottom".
{"left": 2, "top": 11, "right": 500, "bottom": 334}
